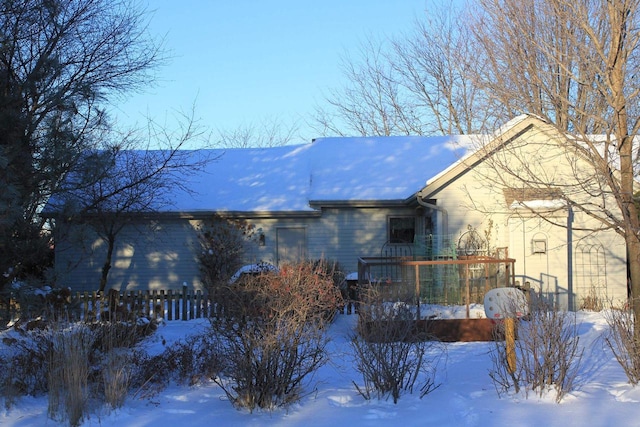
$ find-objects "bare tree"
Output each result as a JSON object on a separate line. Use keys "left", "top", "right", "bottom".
{"left": 0, "top": 0, "right": 163, "bottom": 288}
{"left": 215, "top": 117, "right": 300, "bottom": 148}
{"left": 313, "top": 38, "right": 414, "bottom": 137}
{"left": 469, "top": 0, "right": 640, "bottom": 331}
{"left": 390, "top": 4, "right": 496, "bottom": 135}
{"left": 53, "top": 111, "right": 210, "bottom": 292}
{"left": 469, "top": 0, "right": 613, "bottom": 132}
{"left": 312, "top": 3, "right": 494, "bottom": 137}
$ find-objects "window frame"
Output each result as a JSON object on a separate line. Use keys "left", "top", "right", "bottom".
{"left": 388, "top": 216, "right": 416, "bottom": 244}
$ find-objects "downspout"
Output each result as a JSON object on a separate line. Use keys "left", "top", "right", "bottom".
{"left": 567, "top": 204, "right": 574, "bottom": 311}
{"left": 416, "top": 192, "right": 448, "bottom": 235}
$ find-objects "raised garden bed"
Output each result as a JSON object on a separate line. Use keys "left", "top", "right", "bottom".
{"left": 362, "top": 318, "right": 506, "bottom": 342}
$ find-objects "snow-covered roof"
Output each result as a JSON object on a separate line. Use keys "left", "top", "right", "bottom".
{"left": 424, "top": 115, "right": 532, "bottom": 188}
{"left": 45, "top": 116, "right": 545, "bottom": 215}
{"left": 175, "top": 135, "right": 471, "bottom": 213}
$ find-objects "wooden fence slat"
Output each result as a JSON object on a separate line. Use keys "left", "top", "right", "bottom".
{"left": 195, "top": 290, "right": 201, "bottom": 319}
{"left": 159, "top": 290, "right": 166, "bottom": 320}
{"left": 182, "top": 284, "right": 188, "bottom": 321}
{"left": 143, "top": 290, "right": 149, "bottom": 317}
{"left": 151, "top": 290, "right": 157, "bottom": 319}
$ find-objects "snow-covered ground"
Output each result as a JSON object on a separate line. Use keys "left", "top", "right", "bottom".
{"left": 2, "top": 307, "right": 640, "bottom": 427}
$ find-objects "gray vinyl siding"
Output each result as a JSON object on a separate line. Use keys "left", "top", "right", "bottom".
{"left": 309, "top": 207, "right": 416, "bottom": 273}
{"left": 245, "top": 207, "right": 418, "bottom": 274}
{"left": 56, "top": 219, "right": 203, "bottom": 292}
{"left": 56, "top": 206, "right": 421, "bottom": 292}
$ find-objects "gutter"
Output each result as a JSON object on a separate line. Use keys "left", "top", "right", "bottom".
{"left": 308, "top": 199, "right": 407, "bottom": 209}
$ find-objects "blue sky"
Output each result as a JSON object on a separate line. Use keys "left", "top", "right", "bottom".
{"left": 113, "top": 1, "right": 429, "bottom": 145}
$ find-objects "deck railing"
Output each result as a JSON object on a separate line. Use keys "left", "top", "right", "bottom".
{"left": 356, "top": 251, "right": 516, "bottom": 318}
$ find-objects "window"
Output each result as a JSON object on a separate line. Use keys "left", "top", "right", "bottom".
{"left": 532, "top": 238, "right": 547, "bottom": 254}
{"left": 389, "top": 216, "right": 415, "bottom": 243}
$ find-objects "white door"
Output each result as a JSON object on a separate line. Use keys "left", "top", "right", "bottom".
{"left": 276, "top": 227, "right": 307, "bottom": 265}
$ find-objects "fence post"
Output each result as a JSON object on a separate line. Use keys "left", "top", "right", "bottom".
{"left": 465, "top": 262, "right": 470, "bottom": 319}
{"left": 142, "top": 290, "right": 149, "bottom": 317}
{"left": 120, "top": 291, "right": 127, "bottom": 318}
{"left": 414, "top": 264, "right": 420, "bottom": 320}
{"left": 485, "top": 262, "right": 490, "bottom": 294}
{"left": 90, "top": 291, "right": 97, "bottom": 321}
{"left": 206, "top": 291, "right": 212, "bottom": 318}
{"left": 505, "top": 317, "right": 517, "bottom": 374}
{"left": 153, "top": 290, "right": 158, "bottom": 319}
{"left": 150, "top": 290, "right": 157, "bottom": 319}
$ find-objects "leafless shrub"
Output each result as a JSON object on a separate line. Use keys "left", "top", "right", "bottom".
{"left": 603, "top": 306, "right": 640, "bottom": 385}
{"left": 126, "top": 350, "right": 170, "bottom": 399}
{"left": 350, "top": 287, "right": 442, "bottom": 403}
{"left": 0, "top": 315, "right": 159, "bottom": 420}
{"left": 196, "top": 215, "right": 260, "bottom": 291}
{"left": 213, "top": 318, "right": 328, "bottom": 411}
{"left": 489, "top": 296, "right": 583, "bottom": 403}
{"left": 1, "top": 321, "right": 97, "bottom": 419}
{"left": 104, "top": 330, "right": 223, "bottom": 401}
{"left": 0, "top": 332, "right": 50, "bottom": 410}
{"left": 0, "top": 329, "right": 51, "bottom": 406}
{"left": 161, "top": 333, "right": 222, "bottom": 386}
{"left": 3, "top": 282, "right": 73, "bottom": 323}
{"left": 210, "top": 261, "right": 341, "bottom": 411}
{"left": 0, "top": 360, "right": 19, "bottom": 410}
{"left": 90, "top": 318, "right": 157, "bottom": 352}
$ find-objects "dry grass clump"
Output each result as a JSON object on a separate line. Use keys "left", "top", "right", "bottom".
{"left": 579, "top": 286, "right": 605, "bottom": 312}
{"left": 47, "top": 323, "right": 94, "bottom": 426}
{"left": 0, "top": 316, "right": 161, "bottom": 425}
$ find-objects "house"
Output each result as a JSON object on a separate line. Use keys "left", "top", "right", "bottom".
{"left": 49, "top": 115, "right": 629, "bottom": 310}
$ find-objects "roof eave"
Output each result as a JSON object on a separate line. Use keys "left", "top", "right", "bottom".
{"left": 419, "top": 120, "right": 538, "bottom": 199}
{"left": 50, "top": 209, "right": 323, "bottom": 221}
